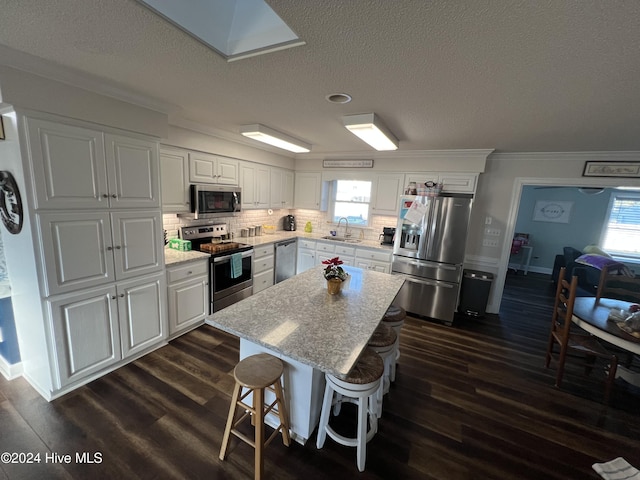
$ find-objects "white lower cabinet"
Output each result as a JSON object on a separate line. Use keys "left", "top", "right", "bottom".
{"left": 253, "top": 244, "right": 275, "bottom": 293}
{"left": 49, "top": 272, "right": 166, "bottom": 388}
{"left": 167, "top": 259, "right": 208, "bottom": 338}
{"left": 296, "top": 240, "right": 316, "bottom": 273}
{"left": 355, "top": 248, "right": 392, "bottom": 273}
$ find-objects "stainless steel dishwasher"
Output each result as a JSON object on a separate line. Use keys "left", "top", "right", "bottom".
{"left": 275, "top": 239, "right": 297, "bottom": 283}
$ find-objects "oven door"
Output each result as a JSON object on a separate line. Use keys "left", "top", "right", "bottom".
{"left": 210, "top": 250, "right": 253, "bottom": 311}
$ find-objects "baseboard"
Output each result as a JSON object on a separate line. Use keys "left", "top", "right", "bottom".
{"left": 0, "top": 356, "right": 23, "bottom": 380}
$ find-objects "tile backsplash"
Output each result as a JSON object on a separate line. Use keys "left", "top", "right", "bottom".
{"left": 163, "top": 209, "right": 398, "bottom": 242}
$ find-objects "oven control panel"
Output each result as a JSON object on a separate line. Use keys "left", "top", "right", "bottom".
{"left": 181, "top": 223, "right": 228, "bottom": 240}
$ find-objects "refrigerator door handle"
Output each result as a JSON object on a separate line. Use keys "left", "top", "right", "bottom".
{"left": 398, "top": 274, "right": 455, "bottom": 289}
{"left": 407, "top": 259, "right": 458, "bottom": 271}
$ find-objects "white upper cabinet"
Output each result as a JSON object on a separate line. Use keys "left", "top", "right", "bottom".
{"left": 189, "top": 152, "right": 238, "bottom": 185}
{"left": 239, "top": 161, "right": 270, "bottom": 209}
{"left": 404, "top": 172, "right": 478, "bottom": 194}
{"left": 294, "top": 172, "right": 322, "bottom": 209}
{"left": 160, "top": 148, "right": 190, "bottom": 213}
{"left": 271, "top": 168, "right": 294, "bottom": 209}
{"left": 104, "top": 134, "right": 161, "bottom": 209}
{"left": 26, "top": 118, "right": 160, "bottom": 210}
{"left": 27, "top": 117, "right": 108, "bottom": 210}
{"left": 372, "top": 173, "right": 404, "bottom": 215}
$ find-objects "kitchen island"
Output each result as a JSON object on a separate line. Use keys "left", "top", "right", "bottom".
{"left": 206, "top": 265, "right": 404, "bottom": 443}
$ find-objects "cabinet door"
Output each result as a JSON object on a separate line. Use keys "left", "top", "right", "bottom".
{"left": 105, "top": 134, "right": 160, "bottom": 208}
{"left": 255, "top": 164, "right": 270, "bottom": 208}
{"left": 239, "top": 162, "right": 258, "bottom": 208}
{"left": 297, "top": 249, "right": 316, "bottom": 274}
{"left": 440, "top": 173, "right": 478, "bottom": 193}
{"left": 26, "top": 117, "right": 108, "bottom": 210}
{"left": 373, "top": 174, "right": 404, "bottom": 215}
{"left": 160, "top": 148, "right": 190, "bottom": 213}
{"left": 110, "top": 211, "right": 163, "bottom": 280}
{"left": 216, "top": 157, "right": 239, "bottom": 185}
{"left": 118, "top": 273, "right": 166, "bottom": 358}
{"left": 270, "top": 168, "right": 293, "bottom": 209}
{"left": 38, "top": 212, "right": 115, "bottom": 296}
{"left": 189, "top": 152, "right": 217, "bottom": 183}
{"left": 294, "top": 172, "right": 322, "bottom": 209}
{"left": 282, "top": 170, "right": 294, "bottom": 208}
{"left": 49, "top": 285, "right": 121, "bottom": 387}
{"left": 168, "top": 275, "right": 208, "bottom": 336}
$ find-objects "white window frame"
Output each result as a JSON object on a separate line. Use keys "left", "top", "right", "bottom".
{"left": 600, "top": 191, "right": 640, "bottom": 260}
{"left": 331, "top": 179, "right": 373, "bottom": 227}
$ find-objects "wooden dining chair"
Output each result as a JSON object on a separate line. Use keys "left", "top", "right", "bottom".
{"left": 545, "top": 267, "right": 619, "bottom": 404}
{"left": 595, "top": 264, "right": 640, "bottom": 303}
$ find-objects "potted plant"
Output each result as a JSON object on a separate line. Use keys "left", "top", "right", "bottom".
{"left": 322, "top": 257, "right": 349, "bottom": 294}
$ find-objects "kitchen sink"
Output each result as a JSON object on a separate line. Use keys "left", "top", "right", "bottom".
{"left": 321, "top": 236, "right": 361, "bottom": 243}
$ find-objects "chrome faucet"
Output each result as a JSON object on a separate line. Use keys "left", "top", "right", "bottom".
{"left": 336, "top": 217, "right": 350, "bottom": 238}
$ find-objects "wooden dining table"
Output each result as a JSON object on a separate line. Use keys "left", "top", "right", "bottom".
{"left": 572, "top": 296, "right": 640, "bottom": 386}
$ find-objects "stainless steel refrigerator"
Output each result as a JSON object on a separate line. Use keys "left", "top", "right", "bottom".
{"left": 392, "top": 193, "right": 473, "bottom": 325}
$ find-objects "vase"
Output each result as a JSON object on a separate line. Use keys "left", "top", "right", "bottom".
{"left": 326, "top": 278, "right": 343, "bottom": 295}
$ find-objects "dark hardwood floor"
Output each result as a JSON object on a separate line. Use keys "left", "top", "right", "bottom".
{"left": 1, "top": 272, "right": 639, "bottom": 479}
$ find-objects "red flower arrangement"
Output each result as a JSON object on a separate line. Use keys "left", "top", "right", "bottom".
{"left": 322, "top": 257, "right": 348, "bottom": 281}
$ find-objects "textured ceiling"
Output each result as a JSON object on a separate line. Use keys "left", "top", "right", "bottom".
{"left": 0, "top": 0, "right": 639, "bottom": 155}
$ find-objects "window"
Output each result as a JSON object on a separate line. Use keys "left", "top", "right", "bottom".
{"left": 332, "top": 180, "right": 372, "bottom": 226}
{"left": 601, "top": 192, "right": 640, "bottom": 259}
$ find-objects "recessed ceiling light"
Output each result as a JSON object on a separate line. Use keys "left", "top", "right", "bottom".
{"left": 326, "top": 93, "right": 352, "bottom": 104}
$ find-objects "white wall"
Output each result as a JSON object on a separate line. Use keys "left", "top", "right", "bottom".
{"left": 467, "top": 152, "right": 640, "bottom": 313}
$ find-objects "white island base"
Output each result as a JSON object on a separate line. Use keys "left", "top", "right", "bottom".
{"left": 240, "top": 339, "right": 326, "bottom": 445}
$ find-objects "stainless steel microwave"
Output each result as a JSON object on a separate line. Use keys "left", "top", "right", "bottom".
{"left": 189, "top": 184, "right": 241, "bottom": 219}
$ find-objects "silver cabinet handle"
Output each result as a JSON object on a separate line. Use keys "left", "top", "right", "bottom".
{"left": 102, "top": 194, "right": 109, "bottom": 198}
{"left": 111, "top": 194, "right": 117, "bottom": 198}
{"left": 115, "top": 245, "right": 122, "bottom": 250}
{"left": 187, "top": 271, "right": 193, "bottom": 275}
{"left": 119, "top": 293, "right": 125, "bottom": 298}
{"left": 111, "top": 295, "right": 116, "bottom": 299}
{"left": 107, "top": 246, "right": 113, "bottom": 251}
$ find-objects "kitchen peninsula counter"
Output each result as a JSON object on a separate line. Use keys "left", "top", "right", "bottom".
{"left": 206, "top": 265, "right": 404, "bottom": 444}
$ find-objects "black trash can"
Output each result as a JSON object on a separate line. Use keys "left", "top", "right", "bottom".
{"left": 459, "top": 269, "right": 493, "bottom": 317}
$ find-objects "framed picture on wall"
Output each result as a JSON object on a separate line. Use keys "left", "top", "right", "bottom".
{"left": 532, "top": 200, "right": 573, "bottom": 223}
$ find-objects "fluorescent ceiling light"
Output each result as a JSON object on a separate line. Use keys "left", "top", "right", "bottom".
{"left": 343, "top": 113, "right": 398, "bottom": 151}
{"left": 240, "top": 124, "right": 311, "bottom": 153}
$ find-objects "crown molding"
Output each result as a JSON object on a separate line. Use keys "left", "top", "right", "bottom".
{"left": 490, "top": 151, "right": 640, "bottom": 161}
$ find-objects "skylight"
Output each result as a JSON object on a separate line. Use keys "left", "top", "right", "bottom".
{"left": 138, "top": 0, "right": 304, "bottom": 61}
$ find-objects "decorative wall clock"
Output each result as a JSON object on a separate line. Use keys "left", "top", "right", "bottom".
{"left": 0, "top": 171, "right": 23, "bottom": 234}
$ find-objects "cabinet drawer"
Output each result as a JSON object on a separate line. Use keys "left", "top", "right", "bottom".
{"left": 254, "top": 243, "right": 275, "bottom": 258}
{"left": 356, "top": 248, "right": 392, "bottom": 263}
{"left": 253, "top": 269, "right": 274, "bottom": 293}
{"left": 299, "top": 239, "right": 316, "bottom": 250}
{"left": 254, "top": 254, "right": 275, "bottom": 274}
{"left": 335, "top": 245, "right": 356, "bottom": 256}
{"left": 167, "top": 260, "right": 208, "bottom": 284}
{"left": 316, "top": 242, "right": 335, "bottom": 254}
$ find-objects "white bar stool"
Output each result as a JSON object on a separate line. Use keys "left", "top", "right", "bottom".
{"left": 316, "top": 348, "right": 384, "bottom": 472}
{"left": 367, "top": 323, "right": 397, "bottom": 418}
{"left": 382, "top": 305, "right": 406, "bottom": 382}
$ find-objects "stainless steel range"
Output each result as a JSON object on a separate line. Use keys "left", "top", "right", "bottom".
{"left": 180, "top": 224, "right": 253, "bottom": 313}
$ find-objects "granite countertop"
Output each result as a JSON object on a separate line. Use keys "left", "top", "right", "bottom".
{"left": 232, "top": 231, "right": 395, "bottom": 252}
{"left": 206, "top": 265, "right": 405, "bottom": 378}
{"left": 164, "top": 247, "right": 210, "bottom": 266}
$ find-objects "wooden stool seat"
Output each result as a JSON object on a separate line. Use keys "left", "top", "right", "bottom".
{"left": 383, "top": 305, "right": 406, "bottom": 323}
{"left": 368, "top": 324, "right": 397, "bottom": 347}
{"left": 220, "top": 353, "right": 290, "bottom": 480}
{"left": 234, "top": 353, "right": 284, "bottom": 389}
{"left": 317, "top": 348, "right": 384, "bottom": 472}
